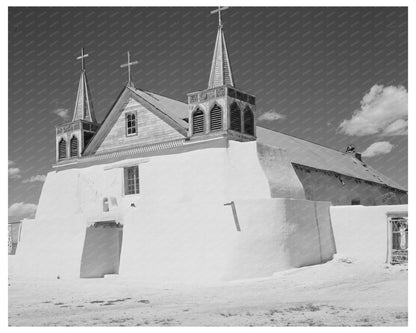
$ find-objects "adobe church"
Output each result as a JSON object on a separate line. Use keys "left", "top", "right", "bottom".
{"left": 10, "top": 8, "right": 406, "bottom": 281}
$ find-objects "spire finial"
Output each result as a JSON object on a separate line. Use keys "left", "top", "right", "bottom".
{"left": 207, "top": 6, "right": 234, "bottom": 88}
{"left": 72, "top": 48, "right": 96, "bottom": 123}
{"left": 76, "top": 48, "right": 89, "bottom": 71}
{"left": 120, "top": 51, "right": 138, "bottom": 87}
{"left": 210, "top": 6, "right": 229, "bottom": 28}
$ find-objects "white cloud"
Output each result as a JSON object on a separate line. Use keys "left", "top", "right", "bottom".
{"left": 8, "top": 167, "right": 21, "bottom": 179}
{"left": 362, "top": 141, "right": 394, "bottom": 158}
{"left": 8, "top": 202, "right": 37, "bottom": 219}
{"left": 8, "top": 160, "right": 15, "bottom": 166}
{"left": 338, "top": 84, "right": 408, "bottom": 136}
{"left": 52, "top": 108, "right": 70, "bottom": 120}
{"left": 22, "top": 174, "right": 47, "bottom": 183}
{"left": 258, "top": 110, "right": 287, "bottom": 122}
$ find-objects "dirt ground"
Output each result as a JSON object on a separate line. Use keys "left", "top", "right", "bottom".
{"left": 8, "top": 256, "right": 408, "bottom": 326}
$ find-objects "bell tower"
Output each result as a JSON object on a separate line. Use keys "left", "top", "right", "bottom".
{"left": 55, "top": 48, "right": 99, "bottom": 162}
{"left": 187, "top": 7, "right": 256, "bottom": 142}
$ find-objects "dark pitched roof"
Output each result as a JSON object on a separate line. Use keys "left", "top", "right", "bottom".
{"left": 256, "top": 126, "right": 406, "bottom": 191}
{"left": 132, "top": 88, "right": 189, "bottom": 123}
{"left": 157, "top": 94, "right": 405, "bottom": 191}
{"left": 86, "top": 88, "right": 406, "bottom": 192}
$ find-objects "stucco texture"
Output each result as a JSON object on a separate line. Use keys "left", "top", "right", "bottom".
{"left": 330, "top": 204, "right": 408, "bottom": 263}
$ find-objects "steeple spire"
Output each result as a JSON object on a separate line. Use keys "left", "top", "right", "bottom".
{"left": 208, "top": 6, "right": 234, "bottom": 89}
{"left": 72, "top": 48, "right": 97, "bottom": 123}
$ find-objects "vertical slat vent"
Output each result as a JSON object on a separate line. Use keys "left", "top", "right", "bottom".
{"left": 192, "top": 109, "right": 205, "bottom": 134}
{"left": 210, "top": 104, "right": 222, "bottom": 131}
{"left": 244, "top": 107, "right": 254, "bottom": 135}
{"left": 230, "top": 103, "right": 241, "bottom": 132}
{"left": 58, "top": 138, "right": 66, "bottom": 160}
{"left": 70, "top": 136, "right": 79, "bottom": 157}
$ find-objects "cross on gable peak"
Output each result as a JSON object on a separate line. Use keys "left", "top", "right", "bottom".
{"left": 120, "top": 51, "right": 139, "bottom": 88}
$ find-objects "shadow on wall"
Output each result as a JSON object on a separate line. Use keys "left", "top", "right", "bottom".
{"left": 293, "top": 165, "right": 407, "bottom": 206}
{"left": 256, "top": 142, "right": 306, "bottom": 200}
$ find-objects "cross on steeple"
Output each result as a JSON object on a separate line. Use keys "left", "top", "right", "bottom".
{"left": 207, "top": 6, "right": 234, "bottom": 88}
{"left": 120, "top": 51, "right": 138, "bottom": 87}
{"left": 76, "top": 48, "right": 89, "bottom": 71}
{"left": 210, "top": 6, "right": 229, "bottom": 27}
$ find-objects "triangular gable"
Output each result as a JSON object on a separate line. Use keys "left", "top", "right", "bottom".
{"left": 84, "top": 87, "right": 188, "bottom": 156}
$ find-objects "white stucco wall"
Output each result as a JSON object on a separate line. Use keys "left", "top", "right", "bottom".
{"left": 36, "top": 141, "right": 272, "bottom": 221}
{"left": 11, "top": 141, "right": 336, "bottom": 282}
{"left": 8, "top": 215, "right": 87, "bottom": 280}
{"left": 330, "top": 205, "right": 408, "bottom": 263}
{"left": 108, "top": 198, "right": 336, "bottom": 283}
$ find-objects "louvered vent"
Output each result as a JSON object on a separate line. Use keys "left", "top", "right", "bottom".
{"left": 230, "top": 103, "right": 241, "bottom": 132}
{"left": 58, "top": 138, "right": 66, "bottom": 160}
{"left": 244, "top": 107, "right": 254, "bottom": 135}
{"left": 192, "top": 109, "right": 205, "bottom": 134}
{"left": 210, "top": 104, "right": 222, "bottom": 131}
{"left": 70, "top": 136, "right": 79, "bottom": 157}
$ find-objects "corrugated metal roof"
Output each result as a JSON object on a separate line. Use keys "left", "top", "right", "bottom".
{"left": 256, "top": 126, "right": 407, "bottom": 191}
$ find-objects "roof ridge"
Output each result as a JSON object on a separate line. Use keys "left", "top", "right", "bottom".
{"left": 257, "top": 125, "right": 346, "bottom": 155}
{"left": 128, "top": 87, "right": 188, "bottom": 129}
{"left": 143, "top": 89, "right": 187, "bottom": 105}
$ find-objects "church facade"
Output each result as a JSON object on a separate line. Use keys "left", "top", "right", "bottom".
{"left": 10, "top": 8, "right": 405, "bottom": 281}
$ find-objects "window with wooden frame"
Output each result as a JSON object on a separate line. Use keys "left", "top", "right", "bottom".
{"left": 124, "top": 166, "right": 140, "bottom": 195}
{"left": 230, "top": 102, "right": 241, "bottom": 132}
{"left": 192, "top": 108, "right": 205, "bottom": 134}
{"left": 210, "top": 104, "right": 222, "bottom": 131}
{"left": 70, "top": 136, "right": 79, "bottom": 157}
{"left": 243, "top": 106, "right": 254, "bottom": 135}
{"left": 58, "top": 138, "right": 67, "bottom": 160}
{"left": 125, "top": 111, "right": 137, "bottom": 136}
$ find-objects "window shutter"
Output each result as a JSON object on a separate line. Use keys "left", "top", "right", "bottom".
{"left": 192, "top": 109, "right": 205, "bottom": 134}
{"left": 230, "top": 103, "right": 241, "bottom": 132}
{"left": 70, "top": 136, "right": 79, "bottom": 157}
{"left": 243, "top": 107, "right": 254, "bottom": 135}
{"left": 210, "top": 104, "right": 222, "bottom": 131}
{"left": 58, "top": 138, "right": 66, "bottom": 160}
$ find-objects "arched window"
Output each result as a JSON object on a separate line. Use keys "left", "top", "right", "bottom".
{"left": 58, "top": 138, "right": 66, "bottom": 160}
{"left": 230, "top": 102, "right": 241, "bottom": 132}
{"left": 192, "top": 108, "right": 205, "bottom": 134}
{"left": 210, "top": 104, "right": 222, "bottom": 131}
{"left": 243, "top": 107, "right": 254, "bottom": 135}
{"left": 70, "top": 136, "right": 79, "bottom": 157}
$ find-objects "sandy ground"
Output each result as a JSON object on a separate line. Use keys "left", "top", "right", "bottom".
{"left": 8, "top": 256, "right": 407, "bottom": 326}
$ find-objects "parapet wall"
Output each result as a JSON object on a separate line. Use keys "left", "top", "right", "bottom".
{"left": 330, "top": 204, "right": 408, "bottom": 263}
{"left": 120, "top": 198, "right": 335, "bottom": 283}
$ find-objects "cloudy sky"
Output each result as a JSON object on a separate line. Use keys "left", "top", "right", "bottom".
{"left": 8, "top": 7, "right": 408, "bottom": 220}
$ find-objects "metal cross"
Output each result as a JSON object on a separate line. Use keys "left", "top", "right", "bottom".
{"left": 120, "top": 51, "right": 138, "bottom": 87}
{"left": 76, "top": 48, "right": 89, "bottom": 71}
{"left": 210, "top": 6, "right": 229, "bottom": 27}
